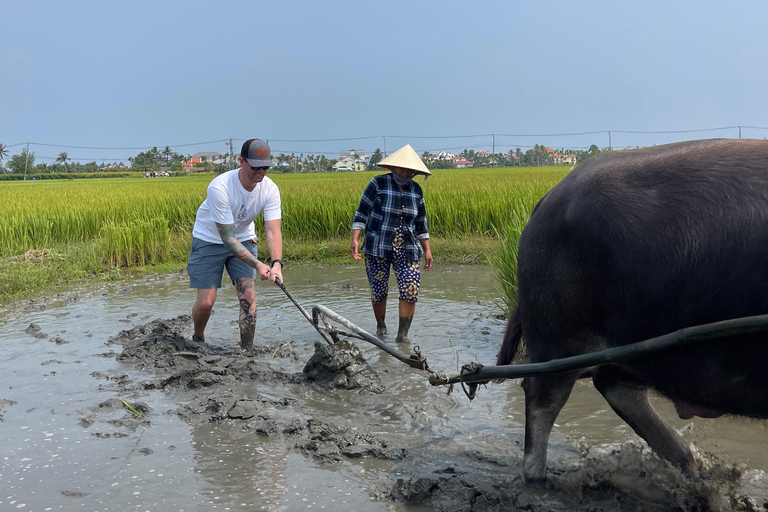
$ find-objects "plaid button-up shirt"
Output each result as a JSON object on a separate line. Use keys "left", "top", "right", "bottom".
{"left": 352, "top": 173, "right": 429, "bottom": 261}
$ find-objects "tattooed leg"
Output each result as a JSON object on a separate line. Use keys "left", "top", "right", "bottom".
{"left": 234, "top": 277, "right": 257, "bottom": 351}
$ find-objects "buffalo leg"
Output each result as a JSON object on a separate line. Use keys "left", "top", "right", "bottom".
{"left": 592, "top": 367, "right": 695, "bottom": 474}
{"left": 522, "top": 372, "right": 580, "bottom": 485}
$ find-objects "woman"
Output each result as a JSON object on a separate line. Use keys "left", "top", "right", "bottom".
{"left": 351, "top": 144, "right": 434, "bottom": 343}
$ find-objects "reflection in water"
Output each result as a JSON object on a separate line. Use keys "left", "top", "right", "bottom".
{"left": 190, "top": 423, "right": 288, "bottom": 509}
{"left": 187, "top": 412, "right": 398, "bottom": 511}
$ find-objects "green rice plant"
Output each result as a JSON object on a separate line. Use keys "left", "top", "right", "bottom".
{"left": 0, "top": 178, "right": 205, "bottom": 257}
{"left": 490, "top": 209, "right": 532, "bottom": 316}
{"left": 101, "top": 217, "right": 170, "bottom": 267}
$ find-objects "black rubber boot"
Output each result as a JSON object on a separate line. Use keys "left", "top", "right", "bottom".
{"left": 395, "top": 316, "right": 413, "bottom": 344}
{"left": 376, "top": 323, "right": 388, "bottom": 337}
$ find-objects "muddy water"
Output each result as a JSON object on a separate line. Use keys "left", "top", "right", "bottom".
{"left": 0, "top": 264, "right": 766, "bottom": 511}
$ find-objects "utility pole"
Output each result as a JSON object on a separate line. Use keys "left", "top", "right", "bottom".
{"left": 227, "top": 138, "right": 235, "bottom": 168}
{"left": 383, "top": 135, "right": 387, "bottom": 156}
{"left": 492, "top": 134, "right": 495, "bottom": 166}
{"left": 738, "top": 126, "right": 742, "bottom": 139}
{"left": 23, "top": 142, "right": 29, "bottom": 180}
{"left": 608, "top": 131, "right": 612, "bottom": 150}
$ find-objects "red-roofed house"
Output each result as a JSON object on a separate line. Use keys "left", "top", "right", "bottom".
{"left": 453, "top": 157, "right": 473, "bottom": 168}
{"left": 183, "top": 152, "right": 224, "bottom": 172}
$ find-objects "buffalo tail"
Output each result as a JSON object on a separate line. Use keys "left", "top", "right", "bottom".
{"left": 496, "top": 306, "right": 522, "bottom": 365}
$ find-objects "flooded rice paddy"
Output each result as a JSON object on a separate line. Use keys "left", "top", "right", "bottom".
{"left": 0, "top": 264, "right": 766, "bottom": 511}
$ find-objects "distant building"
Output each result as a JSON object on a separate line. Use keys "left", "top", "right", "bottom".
{"left": 550, "top": 149, "right": 577, "bottom": 165}
{"left": 183, "top": 151, "right": 225, "bottom": 172}
{"left": 453, "top": 157, "right": 473, "bottom": 169}
{"left": 334, "top": 150, "right": 367, "bottom": 171}
{"left": 333, "top": 156, "right": 365, "bottom": 172}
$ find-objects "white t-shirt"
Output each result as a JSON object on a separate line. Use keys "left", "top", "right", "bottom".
{"left": 192, "top": 169, "right": 281, "bottom": 244}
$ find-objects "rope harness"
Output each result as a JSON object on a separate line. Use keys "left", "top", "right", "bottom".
{"left": 459, "top": 362, "right": 489, "bottom": 401}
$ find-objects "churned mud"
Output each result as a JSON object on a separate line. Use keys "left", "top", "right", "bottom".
{"left": 108, "top": 317, "right": 410, "bottom": 466}
{"left": 98, "top": 314, "right": 766, "bottom": 511}
{"left": 1, "top": 267, "right": 766, "bottom": 511}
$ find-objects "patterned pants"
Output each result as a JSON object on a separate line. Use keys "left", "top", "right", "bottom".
{"left": 365, "top": 224, "right": 421, "bottom": 304}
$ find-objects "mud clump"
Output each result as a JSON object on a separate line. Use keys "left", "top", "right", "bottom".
{"left": 390, "top": 439, "right": 760, "bottom": 512}
{"left": 76, "top": 398, "right": 151, "bottom": 432}
{"left": 303, "top": 339, "right": 384, "bottom": 393}
{"left": 177, "top": 393, "right": 296, "bottom": 426}
{"left": 26, "top": 323, "right": 48, "bottom": 339}
{"left": 550, "top": 441, "right": 751, "bottom": 511}
{"left": 0, "top": 398, "right": 17, "bottom": 421}
{"left": 111, "top": 315, "right": 228, "bottom": 362}
{"left": 110, "top": 316, "right": 302, "bottom": 391}
{"left": 297, "top": 418, "right": 406, "bottom": 463}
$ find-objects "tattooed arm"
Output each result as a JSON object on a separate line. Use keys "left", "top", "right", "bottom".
{"left": 215, "top": 222, "right": 270, "bottom": 280}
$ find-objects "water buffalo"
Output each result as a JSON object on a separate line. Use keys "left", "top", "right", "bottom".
{"left": 497, "top": 138, "right": 768, "bottom": 484}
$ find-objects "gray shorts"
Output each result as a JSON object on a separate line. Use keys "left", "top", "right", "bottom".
{"left": 187, "top": 237, "right": 257, "bottom": 289}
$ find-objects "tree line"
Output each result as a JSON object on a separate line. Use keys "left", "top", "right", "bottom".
{"left": 0, "top": 145, "right": 197, "bottom": 175}
{"left": 422, "top": 144, "right": 605, "bottom": 169}
{"left": 0, "top": 142, "right": 606, "bottom": 177}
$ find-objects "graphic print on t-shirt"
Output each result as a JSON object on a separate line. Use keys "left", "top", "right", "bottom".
{"left": 236, "top": 204, "right": 247, "bottom": 221}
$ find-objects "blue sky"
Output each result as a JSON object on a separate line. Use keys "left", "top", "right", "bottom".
{"left": 2, "top": 0, "right": 768, "bottom": 163}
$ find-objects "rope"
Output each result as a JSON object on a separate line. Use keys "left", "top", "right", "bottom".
{"left": 459, "top": 362, "right": 489, "bottom": 401}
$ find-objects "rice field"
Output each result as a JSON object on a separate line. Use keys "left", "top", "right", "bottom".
{"left": 0, "top": 178, "right": 203, "bottom": 266}
{"left": 0, "top": 167, "right": 568, "bottom": 303}
{"left": 0, "top": 167, "right": 567, "bottom": 258}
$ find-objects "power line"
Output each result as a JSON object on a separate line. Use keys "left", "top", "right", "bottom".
{"left": 35, "top": 155, "right": 132, "bottom": 161}
{"left": 386, "top": 134, "right": 493, "bottom": 140}
{"left": 610, "top": 126, "right": 740, "bottom": 134}
{"left": 264, "top": 136, "right": 382, "bottom": 142}
{"left": 6, "top": 125, "right": 768, "bottom": 162}
{"left": 15, "top": 139, "right": 229, "bottom": 150}
{"left": 495, "top": 131, "right": 605, "bottom": 138}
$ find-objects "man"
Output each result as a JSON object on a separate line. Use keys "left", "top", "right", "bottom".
{"left": 187, "top": 138, "right": 284, "bottom": 351}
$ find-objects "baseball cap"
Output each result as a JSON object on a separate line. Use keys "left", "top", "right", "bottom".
{"left": 240, "top": 138, "right": 273, "bottom": 167}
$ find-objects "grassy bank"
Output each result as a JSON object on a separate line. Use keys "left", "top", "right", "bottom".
{"left": 0, "top": 167, "right": 568, "bottom": 305}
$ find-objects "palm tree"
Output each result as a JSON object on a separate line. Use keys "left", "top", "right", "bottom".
{"left": 162, "top": 146, "right": 173, "bottom": 166}
{"left": 56, "top": 151, "right": 71, "bottom": 172}
{"left": 0, "top": 143, "right": 8, "bottom": 168}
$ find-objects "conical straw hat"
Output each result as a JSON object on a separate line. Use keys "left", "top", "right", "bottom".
{"left": 377, "top": 144, "right": 431, "bottom": 175}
